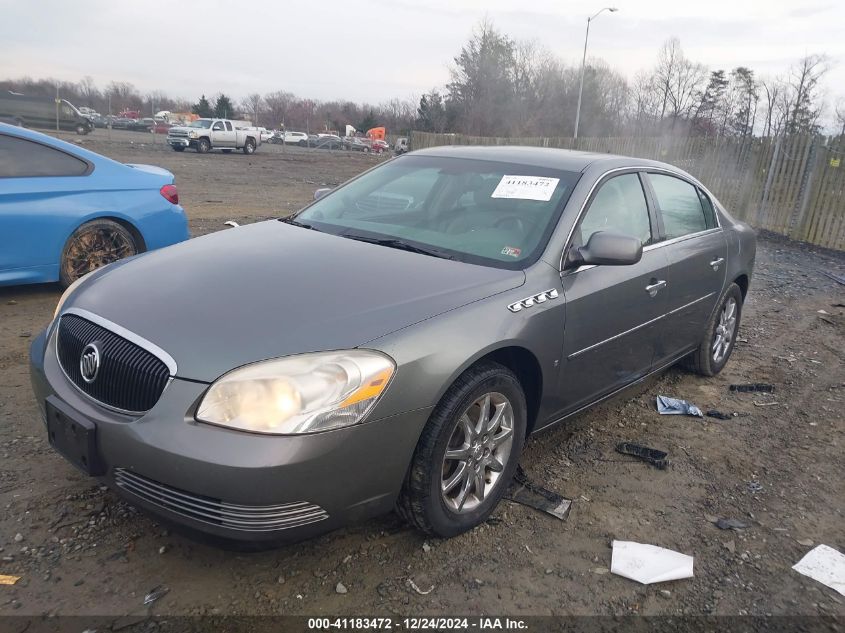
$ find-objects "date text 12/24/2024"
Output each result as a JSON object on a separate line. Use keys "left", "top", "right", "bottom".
{"left": 307, "top": 617, "right": 529, "bottom": 630}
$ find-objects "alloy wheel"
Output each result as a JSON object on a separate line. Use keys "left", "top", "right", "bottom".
{"left": 712, "top": 296, "right": 737, "bottom": 364}
{"left": 441, "top": 392, "right": 514, "bottom": 513}
{"left": 62, "top": 227, "right": 134, "bottom": 282}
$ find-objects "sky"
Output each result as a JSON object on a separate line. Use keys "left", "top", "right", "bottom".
{"left": 1, "top": 0, "right": 842, "bottom": 119}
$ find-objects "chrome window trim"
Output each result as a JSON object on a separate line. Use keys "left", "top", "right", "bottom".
{"left": 642, "top": 227, "right": 723, "bottom": 252}
{"left": 559, "top": 165, "right": 723, "bottom": 272}
{"left": 53, "top": 308, "right": 177, "bottom": 417}
{"left": 566, "top": 291, "right": 715, "bottom": 359}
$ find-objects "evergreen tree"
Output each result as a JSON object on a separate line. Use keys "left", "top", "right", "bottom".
{"left": 214, "top": 94, "right": 234, "bottom": 118}
{"left": 191, "top": 94, "right": 213, "bottom": 117}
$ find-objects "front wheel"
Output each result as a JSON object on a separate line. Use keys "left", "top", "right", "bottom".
{"left": 242, "top": 139, "right": 256, "bottom": 154}
{"left": 397, "top": 362, "right": 526, "bottom": 537}
{"left": 196, "top": 138, "right": 211, "bottom": 153}
{"left": 59, "top": 219, "right": 139, "bottom": 287}
{"left": 685, "top": 283, "right": 743, "bottom": 376}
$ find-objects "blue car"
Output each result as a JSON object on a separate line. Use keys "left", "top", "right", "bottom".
{"left": 0, "top": 123, "right": 189, "bottom": 287}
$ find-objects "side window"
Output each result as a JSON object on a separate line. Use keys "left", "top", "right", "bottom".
{"left": 577, "top": 173, "right": 652, "bottom": 247}
{"left": 212, "top": 121, "right": 224, "bottom": 131}
{"left": 648, "top": 173, "right": 709, "bottom": 239}
{"left": 225, "top": 121, "right": 233, "bottom": 131}
{"left": 0, "top": 134, "right": 89, "bottom": 178}
{"left": 697, "top": 188, "right": 718, "bottom": 229}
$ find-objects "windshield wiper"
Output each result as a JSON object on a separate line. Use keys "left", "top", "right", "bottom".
{"left": 340, "top": 232, "right": 456, "bottom": 260}
{"left": 280, "top": 217, "right": 318, "bottom": 230}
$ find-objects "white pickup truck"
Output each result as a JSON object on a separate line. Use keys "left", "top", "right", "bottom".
{"left": 167, "top": 118, "right": 261, "bottom": 154}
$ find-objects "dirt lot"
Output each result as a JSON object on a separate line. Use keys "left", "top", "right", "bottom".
{"left": 1, "top": 130, "right": 844, "bottom": 620}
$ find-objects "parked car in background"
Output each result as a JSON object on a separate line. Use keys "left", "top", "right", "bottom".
{"left": 129, "top": 118, "right": 155, "bottom": 133}
{"left": 258, "top": 128, "right": 274, "bottom": 143}
{"left": 153, "top": 121, "right": 173, "bottom": 134}
{"left": 167, "top": 118, "right": 261, "bottom": 154}
{"left": 344, "top": 136, "right": 371, "bottom": 152}
{"left": 0, "top": 93, "right": 93, "bottom": 135}
{"left": 0, "top": 123, "right": 189, "bottom": 287}
{"left": 281, "top": 131, "right": 308, "bottom": 145}
{"left": 371, "top": 139, "right": 390, "bottom": 154}
{"left": 394, "top": 137, "right": 409, "bottom": 154}
{"left": 28, "top": 146, "right": 755, "bottom": 544}
{"left": 303, "top": 134, "right": 343, "bottom": 149}
{"left": 111, "top": 117, "right": 134, "bottom": 130}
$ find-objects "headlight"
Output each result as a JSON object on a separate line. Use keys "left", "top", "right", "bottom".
{"left": 53, "top": 272, "right": 92, "bottom": 319}
{"left": 188, "top": 131, "right": 198, "bottom": 138}
{"left": 196, "top": 350, "right": 395, "bottom": 435}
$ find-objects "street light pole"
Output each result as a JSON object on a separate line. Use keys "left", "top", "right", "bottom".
{"left": 574, "top": 6, "right": 617, "bottom": 140}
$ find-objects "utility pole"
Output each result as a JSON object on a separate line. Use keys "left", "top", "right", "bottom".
{"left": 574, "top": 7, "right": 618, "bottom": 140}
{"left": 55, "top": 83, "right": 60, "bottom": 132}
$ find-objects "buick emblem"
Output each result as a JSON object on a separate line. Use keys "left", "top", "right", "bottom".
{"left": 79, "top": 342, "right": 101, "bottom": 383}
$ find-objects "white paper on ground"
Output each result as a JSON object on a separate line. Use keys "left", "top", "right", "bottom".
{"left": 491, "top": 175, "right": 560, "bottom": 201}
{"left": 610, "top": 540, "right": 695, "bottom": 584}
{"left": 792, "top": 544, "right": 845, "bottom": 596}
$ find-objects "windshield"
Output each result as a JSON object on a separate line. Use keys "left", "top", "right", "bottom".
{"left": 187, "top": 119, "right": 213, "bottom": 128}
{"left": 294, "top": 155, "right": 580, "bottom": 269}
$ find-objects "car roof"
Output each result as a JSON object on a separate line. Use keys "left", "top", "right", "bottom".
{"left": 410, "top": 145, "right": 674, "bottom": 174}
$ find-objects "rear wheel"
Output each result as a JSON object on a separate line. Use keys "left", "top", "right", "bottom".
{"left": 59, "top": 219, "right": 138, "bottom": 287}
{"left": 685, "top": 283, "right": 743, "bottom": 376}
{"left": 397, "top": 362, "right": 526, "bottom": 537}
{"left": 243, "top": 139, "right": 256, "bottom": 155}
{"left": 196, "top": 138, "right": 211, "bottom": 153}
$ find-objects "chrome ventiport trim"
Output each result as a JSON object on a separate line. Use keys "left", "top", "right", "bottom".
{"left": 508, "top": 289, "right": 560, "bottom": 313}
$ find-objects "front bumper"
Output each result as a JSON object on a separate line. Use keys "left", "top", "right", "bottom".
{"left": 29, "top": 327, "right": 430, "bottom": 543}
{"left": 167, "top": 137, "right": 192, "bottom": 147}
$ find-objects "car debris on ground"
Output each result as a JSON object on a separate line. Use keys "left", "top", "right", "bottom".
{"left": 615, "top": 442, "right": 670, "bottom": 469}
{"left": 792, "top": 544, "right": 845, "bottom": 597}
{"left": 730, "top": 383, "right": 775, "bottom": 393}
{"left": 143, "top": 585, "right": 169, "bottom": 606}
{"left": 0, "top": 574, "right": 21, "bottom": 585}
{"left": 504, "top": 466, "right": 572, "bottom": 520}
{"left": 656, "top": 395, "right": 703, "bottom": 417}
{"left": 713, "top": 518, "right": 750, "bottom": 530}
{"left": 610, "top": 541, "right": 695, "bottom": 584}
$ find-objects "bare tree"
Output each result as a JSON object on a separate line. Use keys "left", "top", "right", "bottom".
{"left": 264, "top": 91, "right": 296, "bottom": 129}
{"left": 241, "top": 93, "right": 264, "bottom": 127}
{"left": 785, "top": 54, "right": 829, "bottom": 134}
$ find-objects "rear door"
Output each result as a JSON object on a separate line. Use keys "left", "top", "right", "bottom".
{"left": 644, "top": 172, "right": 727, "bottom": 365}
{"left": 557, "top": 171, "right": 669, "bottom": 415}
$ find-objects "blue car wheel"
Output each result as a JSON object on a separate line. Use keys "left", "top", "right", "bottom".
{"left": 59, "top": 219, "right": 139, "bottom": 287}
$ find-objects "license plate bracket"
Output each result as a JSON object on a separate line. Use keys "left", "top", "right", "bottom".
{"left": 45, "top": 397, "right": 105, "bottom": 476}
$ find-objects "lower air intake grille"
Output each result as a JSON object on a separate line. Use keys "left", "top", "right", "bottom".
{"left": 114, "top": 468, "right": 329, "bottom": 532}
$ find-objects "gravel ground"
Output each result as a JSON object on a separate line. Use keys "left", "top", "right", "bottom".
{"left": 0, "top": 130, "right": 843, "bottom": 619}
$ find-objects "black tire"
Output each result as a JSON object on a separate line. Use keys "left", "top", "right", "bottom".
{"left": 397, "top": 362, "right": 526, "bottom": 537}
{"left": 362, "top": 146, "right": 370, "bottom": 154}
{"left": 298, "top": 140, "right": 307, "bottom": 147}
{"left": 222, "top": 148, "right": 233, "bottom": 154}
{"left": 242, "top": 138, "right": 256, "bottom": 155}
{"left": 196, "top": 138, "right": 211, "bottom": 154}
{"left": 172, "top": 146, "right": 185, "bottom": 152}
{"left": 685, "top": 283, "right": 743, "bottom": 376}
{"left": 59, "top": 219, "right": 139, "bottom": 287}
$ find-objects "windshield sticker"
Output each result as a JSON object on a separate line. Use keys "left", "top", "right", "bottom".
{"left": 491, "top": 175, "right": 560, "bottom": 202}
{"left": 501, "top": 246, "right": 522, "bottom": 258}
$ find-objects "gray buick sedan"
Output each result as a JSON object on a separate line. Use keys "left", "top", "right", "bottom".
{"left": 30, "top": 146, "right": 756, "bottom": 543}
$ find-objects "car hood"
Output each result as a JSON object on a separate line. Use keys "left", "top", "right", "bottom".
{"left": 67, "top": 221, "right": 525, "bottom": 382}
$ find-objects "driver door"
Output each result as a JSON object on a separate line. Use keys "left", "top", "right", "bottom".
{"left": 212, "top": 120, "right": 235, "bottom": 147}
{"left": 556, "top": 171, "right": 668, "bottom": 415}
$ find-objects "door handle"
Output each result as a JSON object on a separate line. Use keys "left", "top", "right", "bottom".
{"left": 710, "top": 257, "right": 725, "bottom": 271}
{"left": 645, "top": 280, "right": 667, "bottom": 297}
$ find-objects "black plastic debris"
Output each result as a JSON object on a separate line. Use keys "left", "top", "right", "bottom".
{"left": 615, "top": 442, "right": 669, "bottom": 470}
{"left": 504, "top": 466, "right": 572, "bottom": 520}
{"left": 715, "top": 518, "right": 749, "bottom": 530}
{"left": 706, "top": 410, "right": 734, "bottom": 420}
{"left": 143, "top": 585, "right": 169, "bottom": 606}
{"left": 730, "top": 384, "right": 775, "bottom": 393}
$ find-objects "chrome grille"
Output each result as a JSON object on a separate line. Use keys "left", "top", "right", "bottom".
{"left": 56, "top": 314, "right": 171, "bottom": 414}
{"left": 114, "top": 469, "right": 329, "bottom": 532}
{"left": 168, "top": 130, "right": 189, "bottom": 138}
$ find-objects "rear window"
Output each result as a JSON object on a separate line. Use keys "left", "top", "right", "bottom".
{"left": 0, "top": 134, "right": 89, "bottom": 178}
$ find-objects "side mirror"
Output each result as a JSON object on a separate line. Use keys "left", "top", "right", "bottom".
{"left": 566, "top": 231, "right": 643, "bottom": 269}
{"left": 314, "top": 187, "right": 332, "bottom": 200}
